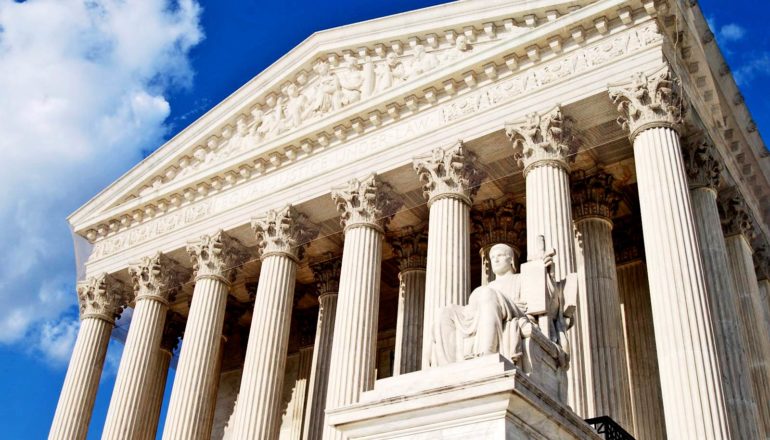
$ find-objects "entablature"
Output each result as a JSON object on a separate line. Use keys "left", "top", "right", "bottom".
{"left": 69, "top": 0, "right": 665, "bottom": 249}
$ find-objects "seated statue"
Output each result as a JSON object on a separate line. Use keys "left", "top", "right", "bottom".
{"left": 431, "top": 242, "right": 575, "bottom": 375}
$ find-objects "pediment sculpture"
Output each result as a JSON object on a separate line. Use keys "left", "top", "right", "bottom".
{"left": 431, "top": 237, "right": 577, "bottom": 399}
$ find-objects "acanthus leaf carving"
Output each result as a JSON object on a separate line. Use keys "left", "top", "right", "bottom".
{"left": 471, "top": 197, "right": 526, "bottom": 251}
{"left": 608, "top": 65, "right": 686, "bottom": 140}
{"left": 331, "top": 174, "right": 402, "bottom": 231}
{"left": 76, "top": 273, "right": 131, "bottom": 323}
{"left": 683, "top": 134, "right": 723, "bottom": 190}
{"left": 718, "top": 189, "right": 755, "bottom": 239}
{"left": 505, "top": 106, "right": 579, "bottom": 174}
{"left": 389, "top": 225, "right": 428, "bottom": 271}
{"left": 251, "top": 204, "right": 319, "bottom": 261}
{"left": 310, "top": 254, "right": 342, "bottom": 297}
{"left": 413, "top": 141, "right": 486, "bottom": 205}
{"left": 187, "top": 230, "right": 250, "bottom": 283}
{"left": 128, "top": 252, "right": 190, "bottom": 303}
{"left": 570, "top": 170, "right": 622, "bottom": 221}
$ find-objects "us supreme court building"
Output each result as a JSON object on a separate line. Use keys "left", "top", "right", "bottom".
{"left": 50, "top": 0, "right": 770, "bottom": 439}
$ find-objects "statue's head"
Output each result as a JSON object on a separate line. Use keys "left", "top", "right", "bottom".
{"left": 489, "top": 243, "right": 516, "bottom": 276}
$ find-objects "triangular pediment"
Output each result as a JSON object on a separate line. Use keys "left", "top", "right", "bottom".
{"left": 69, "top": 0, "right": 642, "bottom": 239}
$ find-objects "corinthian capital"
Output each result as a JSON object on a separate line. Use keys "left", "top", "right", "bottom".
{"left": 187, "top": 230, "right": 250, "bottom": 283}
{"left": 718, "top": 190, "right": 755, "bottom": 239}
{"left": 310, "top": 254, "right": 342, "bottom": 296}
{"left": 389, "top": 226, "right": 428, "bottom": 271}
{"left": 471, "top": 197, "right": 526, "bottom": 251}
{"left": 251, "top": 205, "right": 319, "bottom": 262}
{"left": 129, "top": 252, "right": 190, "bottom": 304}
{"left": 505, "top": 106, "right": 578, "bottom": 174}
{"left": 412, "top": 141, "right": 486, "bottom": 206}
{"left": 331, "top": 174, "right": 402, "bottom": 231}
{"left": 683, "top": 134, "right": 723, "bottom": 190}
{"left": 608, "top": 66, "right": 686, "bottom": 140}
{"left": 77, "top": 273, "right": 130, "bottom": 323}
{"left": 570, "top": 170, "right": 622, "bottom": 222}
{"left": 160, "top": 312, "right": 185, "bottom": 352}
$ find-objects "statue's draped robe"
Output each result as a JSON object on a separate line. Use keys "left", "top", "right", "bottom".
{"left": 432, "top": 274, "right": 530, "bottom": 366}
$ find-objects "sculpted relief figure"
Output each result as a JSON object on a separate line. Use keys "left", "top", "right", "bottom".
{"left": 408, "top": 44, "right": 439, "bottom": 79}
{"left": 283, "top": 83, "right": 313, "bottom": 129}
{"left": 432, "top": 241, "right": 574, "bottom": 375}
{"left": 310, "top": 60, "right": 343, "bottom": 114}
{"left": 375, "top": 52, "right": 406, "bottom": 92}
{"left": 442, "top": 34, "right": 471, "bottom": 63}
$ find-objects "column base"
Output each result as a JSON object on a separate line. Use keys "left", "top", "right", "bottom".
{"left": 326, "top": 354, "right": 597, "bottom": 440}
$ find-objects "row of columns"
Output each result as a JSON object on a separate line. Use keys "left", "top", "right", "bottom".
{"left": 51, "top": 65, "right": 770, "bottom": 440}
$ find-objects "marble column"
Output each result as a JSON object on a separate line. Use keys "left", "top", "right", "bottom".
{"left": 719, "top": 192, "right": 770, "bottom": 437}
{"left": 303, "top": 256, "right": 341, "bottom": 440}
{"left": 143, "top": 313, "right": 184, "bottom": 440}
{"left": 413, "top": 141, "right": 485, "bottom": 369}
{"left": 755, "top": 247, "right": 770, "bottom": 340}
{"left": 471, "top": 197, "right": 526, "bottom": 285}
{"left": 103, "top": 253, "right": 188, "bottom": 440}
{"left": 389, "top": 226, "right": 428, "bottom": 375}
{"left": 684, "top": 137, "right": 764, "bottom": 439}
{"left": 163, "top": 230, "right": 248, "bottom": 440}
{"left": 613, "top": 220, "right": 667, "bottom": 440}
{"left": 231, "top": 205, "right": 317, "bottom": 439}
{"left": 289, "top": 345, "right": 314, "bottom": 440}
{"left": 323, "top": 174, "right": 400, "bottom": 440}
{"left": 609, "top": 66, "right": 729, "bottom": 439}
{"left": 505, "top": 106, "right": 581, "bottom": 412}
{"left": 49, "top": 274, "right": 129, "bottom": 440}
{"left": 570, "top": 171, "right": 633, "bottom": 429}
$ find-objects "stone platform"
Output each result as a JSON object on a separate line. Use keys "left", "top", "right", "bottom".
{"left": 326, "top": 354, "right": 599, "bottom": 439}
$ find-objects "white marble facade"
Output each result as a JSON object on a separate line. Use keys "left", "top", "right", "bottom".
{"left": 51, "top": 1, "right": 770, "bottom": 439}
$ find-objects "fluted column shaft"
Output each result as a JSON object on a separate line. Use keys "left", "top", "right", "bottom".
{"left": 575, "top": 217, "right": 633, "bottom": 428}
{"left": 143, "top": 347, "right": 172, "bottom": 440}
{"left": 422, "top": 197, "right": 471, "bottom": 368}
{"left": 163, "top": 276, "right": 228, "bottom": 439}
{"left": 394, "top": 268, "right": 426, "bottom": 375}
{"left": 103, "top": 296, "right": 169, "bottom": 439}
{"left": 289, "top": 346, "right": 313, "bottom": 440}
{"left": 724, "top": 233, "right": 770, "bottom": 437}
{"left": 691, "top": 187, "right": 763, "bottom": 439}
{"left": 616, "top": 261, "right": 667, "bottom": 440}
{"left": 49, "top": 317, "right": 113, "bottom": 440}
{"left": 303, "top": 293, "right": 338, "bottom": 440}
{"left": 231, "top": 254, "right": 298, "bottom": 439}
{"left": 323, "top": 225, "right": 383, "bottom": 439}
{"left": 632, "top": 126, "right": 729, "bottom": 439}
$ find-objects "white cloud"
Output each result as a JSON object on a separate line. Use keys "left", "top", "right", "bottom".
{"left": 0, "top": 0, "right": 203, "bottom": 362}
{"left": 720, "top": 23, "right": 746, "bottom": 42}
{"left": 734, "top": 53, "right": 770, "bottom": 86}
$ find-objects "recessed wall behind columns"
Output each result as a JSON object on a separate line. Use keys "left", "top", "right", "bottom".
{"left": 83, "top": 31, "right": 664, "bottom": 277}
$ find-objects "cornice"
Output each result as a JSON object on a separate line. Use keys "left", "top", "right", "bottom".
{"left": 662, "top": 0, "right": 770, "bottom": 241}
{"left": 71, "top": 0, "right": 653, "bottom": 243}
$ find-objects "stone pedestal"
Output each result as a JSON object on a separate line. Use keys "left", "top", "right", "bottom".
{"left": 327, "top": 354, "right": 598, "bottom": 440}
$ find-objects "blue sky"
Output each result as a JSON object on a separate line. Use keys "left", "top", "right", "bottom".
{"left": 0, "top": 0, "right": 767, "bottom": 438}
